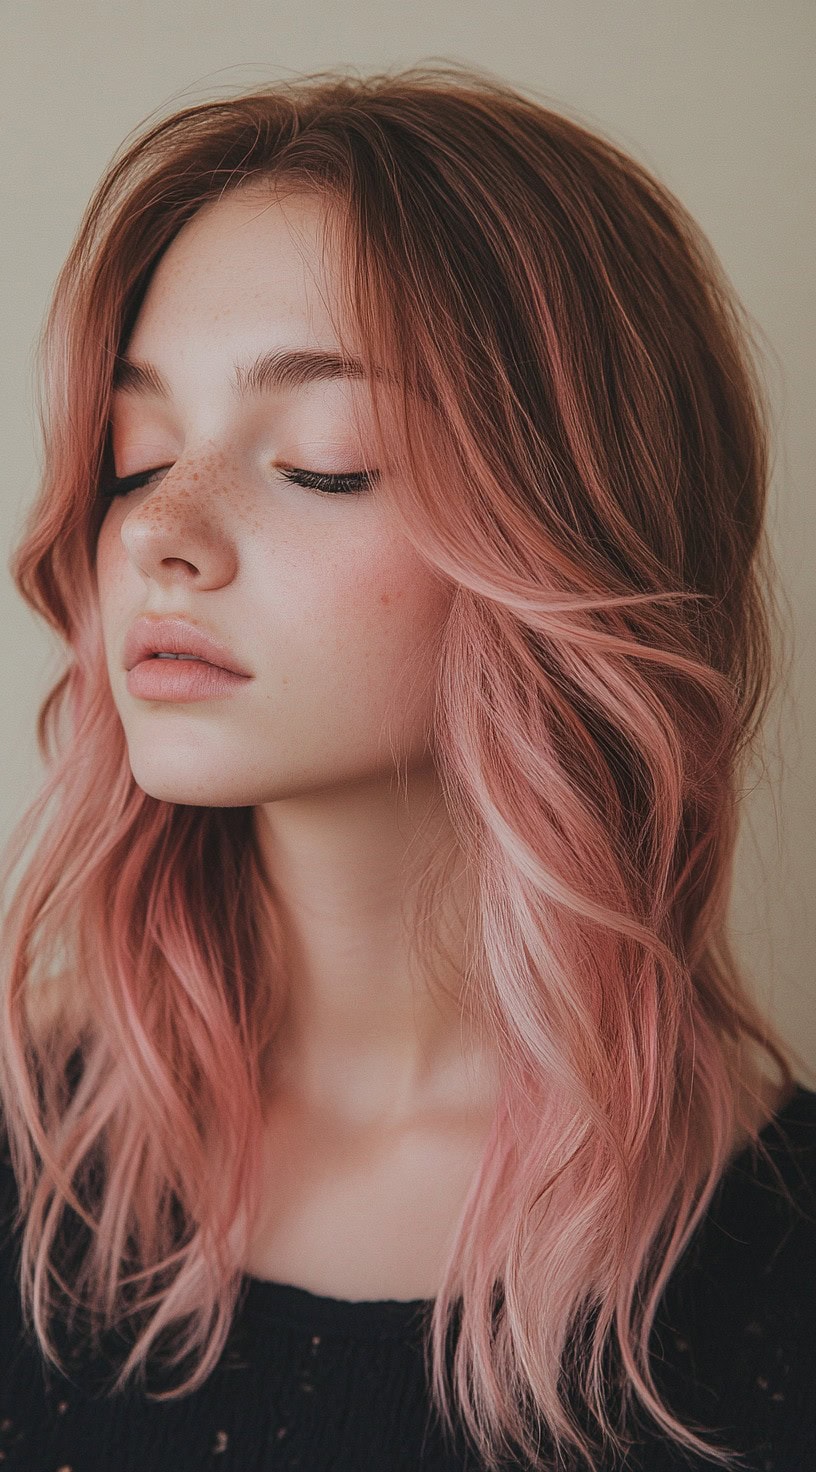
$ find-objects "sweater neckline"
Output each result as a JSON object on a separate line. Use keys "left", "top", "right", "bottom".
{"left": 239, "top": 1272, "right": 434, "bottom": 1335}
{"left": 237, "top": 1080, "right": 812, "bottom": 1335}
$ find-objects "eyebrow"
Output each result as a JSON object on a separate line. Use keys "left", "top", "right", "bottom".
{"left": 111, "top": 347, "right": 385, "bottom": 400}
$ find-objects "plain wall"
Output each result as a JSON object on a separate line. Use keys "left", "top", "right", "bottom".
{"left": 2, "top": 2, "right": 814, "bottom": 1068}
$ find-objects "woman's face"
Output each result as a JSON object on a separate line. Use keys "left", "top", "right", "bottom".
{"left": 96, "top": 187, "right": 452, "bottom": 807}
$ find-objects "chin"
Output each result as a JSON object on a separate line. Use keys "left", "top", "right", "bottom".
{"left": 126, "top": 756, "right": 254, "bottom": 808}
{"left": 132, "top": 779, "right": 242, "bottom": 807}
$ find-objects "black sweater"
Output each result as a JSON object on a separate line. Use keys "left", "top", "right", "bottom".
{"left": 0, "top": 1084, "right": 814, "bottom": 1471}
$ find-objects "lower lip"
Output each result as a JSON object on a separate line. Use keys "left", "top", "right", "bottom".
{"left": 126, "top": 658, "right": 251, "bottom": 701}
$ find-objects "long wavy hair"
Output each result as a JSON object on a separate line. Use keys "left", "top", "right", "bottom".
{"left": 0, "top": 60, "right": 808, "bottom": 1472}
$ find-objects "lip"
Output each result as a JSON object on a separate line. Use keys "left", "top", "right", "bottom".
{"left": 126, "top": 658, "right": 249, "bottom": 702}
{"left": 123, "top": 615, "right": 252, "bottom": 677}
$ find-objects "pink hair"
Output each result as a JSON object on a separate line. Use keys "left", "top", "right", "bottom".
{"left": 0, "top": 61, "right": 808, "bottom": 1471}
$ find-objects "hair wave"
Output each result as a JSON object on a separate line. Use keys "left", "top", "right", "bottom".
{"left": 0, "top": 60, "right": 808, "bottom": 1472}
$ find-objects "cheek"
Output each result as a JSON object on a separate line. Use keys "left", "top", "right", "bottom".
{"left": 94, "top": 511, "right": 128, "bottom": 604}
{"left": 325, "top": 548, "right": 453, "bottom": 704}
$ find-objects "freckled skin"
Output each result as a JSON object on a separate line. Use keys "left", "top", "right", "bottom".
{"left": 95, "top": 189, "right": 453, "bottom": 811}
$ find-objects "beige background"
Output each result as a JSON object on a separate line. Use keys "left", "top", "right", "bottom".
{"left": 1, "top": 3, "right": 813, "bottom": 1071}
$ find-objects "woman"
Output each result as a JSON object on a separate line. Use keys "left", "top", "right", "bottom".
{"left": 0, "top": 62, "right": 813, "bottom": 1472}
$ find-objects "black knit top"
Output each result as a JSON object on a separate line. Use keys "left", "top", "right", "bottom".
{"left": 0, "top": 1083, "right": 814, "bottom": 1471}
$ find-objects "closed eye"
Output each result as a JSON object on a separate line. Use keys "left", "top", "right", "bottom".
{"left": 99, "top": 465, "right": 378, "bottom": 499}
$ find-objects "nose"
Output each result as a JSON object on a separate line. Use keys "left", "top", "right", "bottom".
{"left": 117, "top": 455, "right": 240, "bottom": 592}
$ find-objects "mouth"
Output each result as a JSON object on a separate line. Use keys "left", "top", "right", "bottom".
{"left": 126, "top": 653, "right": 250, "bottom": 701}
{"left": 149, "top": 653, "right": 209, "bottom": 662}
{"left": 123, "top": 616, "right": 252, "bottom": 676}
{"left": 135, "top": 652, "right": 231, "bottom": 673}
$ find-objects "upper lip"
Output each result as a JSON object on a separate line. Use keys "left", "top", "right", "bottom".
{"left": 123, "top": 616, "right": 252, "bottom": 676}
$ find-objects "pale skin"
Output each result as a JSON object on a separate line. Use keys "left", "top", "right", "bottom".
{"left": 95, "top": 184, "right": 502, "bottom": 1298}
{"left": 93, "top": 185, "right": 788, "bottom": 1300}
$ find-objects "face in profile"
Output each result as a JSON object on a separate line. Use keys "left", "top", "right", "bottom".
{"left": 95, "top": 187, "right": 453, "bottom": 809}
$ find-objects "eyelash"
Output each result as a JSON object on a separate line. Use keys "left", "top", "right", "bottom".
{"left": 98, "top": 465, "right": 376, "bottom": 499}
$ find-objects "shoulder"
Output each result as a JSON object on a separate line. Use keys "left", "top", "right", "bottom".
{"left": 649, "top": 1083, "right": 816, "bottom": 1467}
{"left": 707, "top": 1081, "right": 816, "bottom": 1325}
{"left": 708, "top": 1079, "right": 816, "bottom": 1257}
{"left": 669, "top": 1081, "right": 816, "bottom": 1309}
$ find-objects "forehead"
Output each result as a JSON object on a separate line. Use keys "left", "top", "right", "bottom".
{"left": 124, "top": 188, "right": 352, "bottom": 356}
